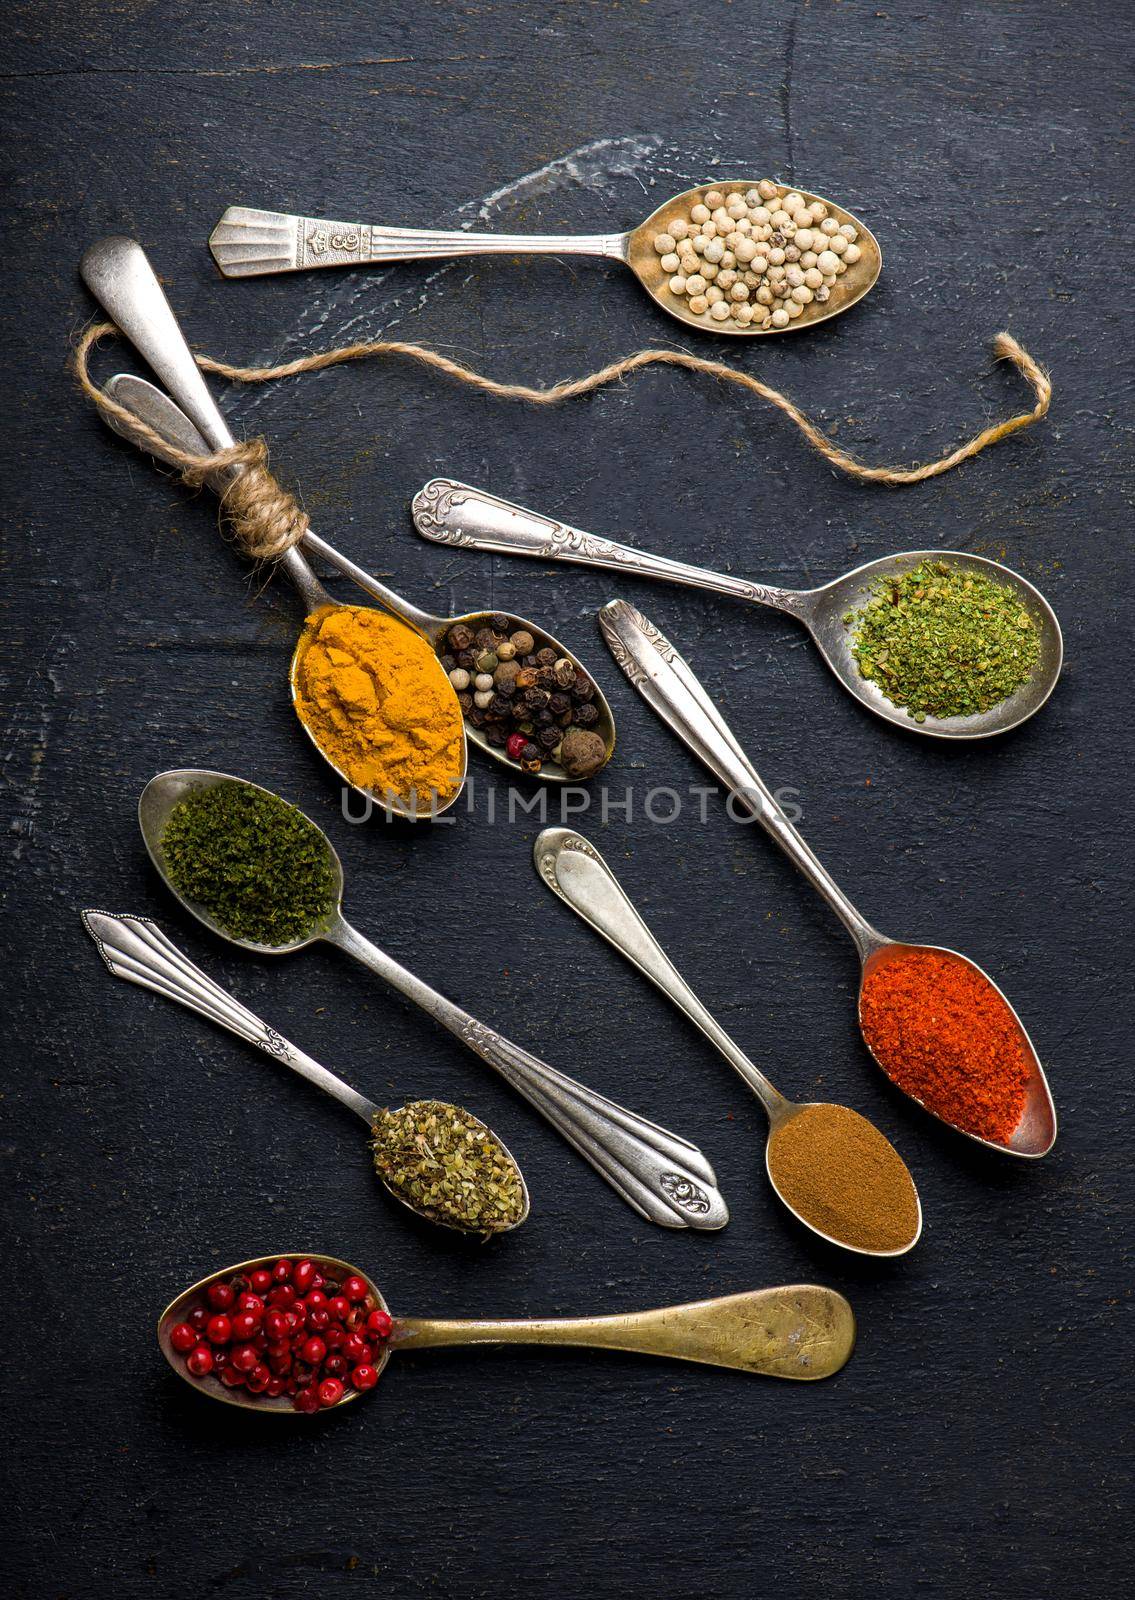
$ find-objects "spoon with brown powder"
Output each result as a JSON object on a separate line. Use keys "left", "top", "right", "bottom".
{"left": 535, "top": 828, "right": 921, "bottom": 1257}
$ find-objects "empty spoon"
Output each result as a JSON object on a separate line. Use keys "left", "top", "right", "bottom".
{"left": 94, "top": 362, "right": 615, "bottom": 786}
{"left": 534, "top": 828, "right": 921, "bottom": 1257}
{"left": 412, "top": 478, "right": 1064, "bottom": 740}
{"left": 138, "top": 766, "right": 727, "bottom": 1228}
{"left": 208, "top": 180, "right": 880, "bottom": 336}
{"left": 599, "top": 600, "right": 1057, "bottom": 1158}
{"left": 81, "top": 910, "right": 529, "bottom": 1236}
{"left": 159, "top": 1252, "right": 856, "bottom": 1413}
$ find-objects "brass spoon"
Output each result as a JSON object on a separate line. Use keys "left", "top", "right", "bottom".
{"left": 81, "top": 910, "right": 529, "bottom": 1236}
{"left": 209, "top": 181, "right": 881, "bottom": 337}
{"left": 137, "top": 768, "right": 729, "bottom": 1229}
{"left": 534, "top": 828, "right": 921, "bottom": 1257}
{"left": 98, "top": 368, "right": 616, "bottom": 785}
{"left": 600, "top": 601, "right": 1058, "bottom": 1158}
{"left": 159, "top": 1252, "right": 856, "bottom": 1413}
{"left": 412, "top": 479, "right": 1064, "bottom": 741}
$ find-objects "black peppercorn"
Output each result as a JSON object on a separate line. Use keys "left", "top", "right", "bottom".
{"left": 538, "top": 726, "right": 561, "bottom": 750}
{"left": 487, "top": 726, "right": 507, "bottom": 747}
{"left": 494, "top": 678, "right": 516, "bottom": 699}
{"left": 458, "top": 692, "right": 474, "bottom": 713}
{"left": 548, "top": 692, "right": 571, "bottom": 717}
{"left": 448, "top": 624, "right": 474, "bottom": 652}
{"left": 489, "top": 694, "right": 512, "bottom": 718}
{"left": 456, "top": 649, "right": 476, "bottom": 671}
{"left": 440, "top": 653, "right": 457, "bottom": 673}
{"left": 524, "top": 687, "right": 551, "bottom": 711}
{"left": 575, "top": 702, "right": 600, "bottom": 727}
{"left": 536, "top": 646, "right": 557, "bottom": 667}
{"left": 536, "top": 707, "right": 555, "bottom": 726}
{"left": 490, "top": 613, "right": 511, "bottom": 634}
{"left": 522, "top": 654, "right": 538, "bottom": 668}
{"left": 572, "top": 674, "right": 596, "bottom": 701}
{"left": 474, "top": 627, "right": 498, "bottom": 651}
{"left": 469, "top": 708, "right": 488, "bottom": 728}
{"left": 520, "top": 742, "right": 542, "bottom": 774}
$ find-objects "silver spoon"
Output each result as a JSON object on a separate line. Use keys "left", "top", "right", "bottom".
{"left": 138, "top": 766, "right": 728, "bottom": 1229}
{"left": 412, "top": 479, "right": 1064, "bottom": 741}
{"left": 81, "top": 910, "right": 530, "bottom": 1236}
{"left": 159, "top": 1252, "right": 855, "bottom": 1413}
{"left": 208, "top": 180, "right": 880, "bottom": 337}
{"left": 80, "top": 239, "right": 614, "bottom": 794}
{"left": 534, "top": 828, "right": 921, "bottom": 1257}
{"left": 599, "top": 600, "right": 1058, "bottom": 1158}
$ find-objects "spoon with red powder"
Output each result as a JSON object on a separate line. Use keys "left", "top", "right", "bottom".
{"left": 600, "top": 601, "right": 1057, "bottom": 1158}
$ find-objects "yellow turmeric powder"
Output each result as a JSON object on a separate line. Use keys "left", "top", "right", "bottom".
{"left": 292, "top": 605, "right": 464, "bottom": 805}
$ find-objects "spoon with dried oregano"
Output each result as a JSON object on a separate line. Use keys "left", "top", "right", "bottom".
{"left": 159, "top": 1253, "right": 856, "bottom": 1414}
{"left": 133, "top": 768, "right": 726, "bottom": 1230}
{"left": 413, "top": 480, "right": 1064, "bottom": 740}
{"left": 81, "top": 910, "right": 529, "bottom": 1237}
{"left": 536, "top": 828, "right": 921, "bottom": 1257}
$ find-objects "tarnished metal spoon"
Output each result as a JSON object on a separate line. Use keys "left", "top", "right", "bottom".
{"left": 600, "top": 600, "right": 1058, "bottom": 1158}
{"left": 534, "top": 828, "right": 921, "bottom": 1257}
{"left": 81, "top": 910, "right": 529, "bottom": 1236}
{"left": 97, "top": 368, "right": 615, "bottom": 785}
{"left": 159, "top": 1252, "right": 856, "bottom": 1413}
{"left": 413, "top": 479, "right": 1064, "bottom": 741}
{"left": 208, "top": 180, "right": 880, "bottom": 336}
{"left": 137, "top": 767, "right": 728, "bottom": 1229}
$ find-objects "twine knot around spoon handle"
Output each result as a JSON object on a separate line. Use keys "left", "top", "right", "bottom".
{"left": 72, "top": 320, "right": 309, "bottom": 561}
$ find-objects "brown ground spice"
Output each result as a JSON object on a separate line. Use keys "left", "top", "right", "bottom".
{"left": 767, "top": 1103, "right": 920, "bottom": 1253}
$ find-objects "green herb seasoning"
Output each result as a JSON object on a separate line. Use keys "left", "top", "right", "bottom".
{"left": 371, "top": 1100, "right": 525, "bottom": 1235}
{"left": 846, "top": 560, "right": 1041, "bottom": 721}
{"left": 160, "top": 780, "right": 336, "bottom": 946}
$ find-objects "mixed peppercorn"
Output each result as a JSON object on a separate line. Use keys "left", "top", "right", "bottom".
{"left": 440, "top": 614, "right": 609, "bottom": 779}
{"left": 168, "top": 1257, "right": 392, "bottom": 1412}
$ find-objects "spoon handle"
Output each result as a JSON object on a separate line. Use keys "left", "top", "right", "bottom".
{"left": 80, "top": 237, "right": 329, "bottom": 615}
{"left": 534, "top": 828, "right": 787, "bottom": 1117}
{"left": 412, "top": 478, "right": 802, "bottom": 612}
{"left": 99, "top": 373, "right": 441, "bottom": 641}
{"left": 208, "top": 206, "right": 629, "bottom": 278}
{"left": 599, "top": 600, "right": 883, "bottom": 960}
{"left": 393, "top": 1284, "right": 854, "bottom": 1380}
{"left": 80, "top": 911, "right": 380, "bottom": 1123}
{"left": 326, "top": 918, "right": 729, "bottom": 1230}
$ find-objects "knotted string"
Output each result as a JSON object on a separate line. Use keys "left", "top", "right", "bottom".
{"left": 73, "top": 319, "right": 1051, "bottom": 562}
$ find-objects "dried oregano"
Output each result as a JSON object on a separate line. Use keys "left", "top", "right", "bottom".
{"left": 371, "top": 1101, "right": 525, "bottom": 1234}
{"left": 160, "top": 780, "right": 336, "bottom": 946}
{"left": 847, "top": 560, "right": 1041, "bottom": 721}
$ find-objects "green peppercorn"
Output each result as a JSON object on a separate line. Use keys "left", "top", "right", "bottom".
{"left": 475, "top": 650, "right": 498, "bottom": 673}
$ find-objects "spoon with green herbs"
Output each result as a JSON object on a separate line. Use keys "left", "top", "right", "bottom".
{"left": 136, "top": 768, "right": 728, "bottom": 1230}
{"left": 413, "top": 479, "right": 1064, "bottom": 739}
{"left": 82, "top": 910, "right": 529, "bottom": 1236}
{"left": 159, "top": 1253, "right": 855, "bottom": 1415}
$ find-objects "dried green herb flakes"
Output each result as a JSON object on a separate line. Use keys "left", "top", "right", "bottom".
{"left": 372, "top": 1101, "right": 524, "bottom": 1234}
{"left": 160, "top": 780, "right": 336, "bottom": 946}
{"left": 847, "top": 560, "right": 1041, "bottom": 721}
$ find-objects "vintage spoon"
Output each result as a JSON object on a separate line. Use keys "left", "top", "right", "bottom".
{"left": 138, "top": 767, "right": 728, "bottom": 1229}
{"left": 534, "top": 828, "right": 921, "bottom": 1257}
{"left": 79, "top": 235, "right": 463, "bottom": 820}
{"left": 412, "top": 479, "right": 1064, "bottom": 741}
{"left": 599, "top": 600, "right": 1058, "bottom": 1158}
{"left": 95, "top": 368, "right": 615, "bottom": 786}
{"left": 159, "top": 1252, "right": 856, "bottom": 1413}
{"left": 208, "top": 180, "right": 880, "bottom": 336}
{"left": 81, "top": 910, "right": 530, "bottom": 1236}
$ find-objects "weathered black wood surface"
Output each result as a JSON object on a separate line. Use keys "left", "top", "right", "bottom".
{"left": 3, "top": 3, "right": 1132, "bottom": 1596}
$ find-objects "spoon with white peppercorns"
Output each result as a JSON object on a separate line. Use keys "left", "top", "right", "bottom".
{"left": 209, "top": 180, "right": 880, "bottom": 336}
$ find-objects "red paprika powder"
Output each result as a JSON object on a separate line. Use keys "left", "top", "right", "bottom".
{"left": 858, "top": 947, "right": 1031, "bottom": 1144}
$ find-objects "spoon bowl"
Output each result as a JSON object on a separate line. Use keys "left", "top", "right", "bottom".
{"left": 626, "top": 181, "right": 881, "bottom": 337}
{"left": 159, "top": 1254, "right": 391, "bottom": 1413}
{"left": 413, "top": 482, "right": 1064, "bottom": 741}
{"left": 859, "top": 940, "right": 1057, "bottom": 1158}
{"left": 210, "top": 181, "right": 880, "bottom": 336}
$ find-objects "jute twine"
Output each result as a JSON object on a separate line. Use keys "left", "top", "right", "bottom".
{"left": 73, "top": 319, "right": 1051, "bottom": 564}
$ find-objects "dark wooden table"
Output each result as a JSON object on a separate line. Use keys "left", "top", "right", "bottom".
{"left": 4, "top": 3, "right": 1131, "bottom": 1595}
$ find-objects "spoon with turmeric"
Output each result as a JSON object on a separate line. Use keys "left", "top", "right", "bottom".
{"left": 535, "top": 828, "right": 921, "bottom": 1257}
{"left": 80, "top": 238, "right": 615, "bottom": 790}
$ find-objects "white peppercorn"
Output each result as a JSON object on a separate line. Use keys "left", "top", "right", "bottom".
{"left": 653, "top": 233, "right": 676, "bottom": 254}
{"left": 660, "top": 251, "right": 680, "bottom": 272}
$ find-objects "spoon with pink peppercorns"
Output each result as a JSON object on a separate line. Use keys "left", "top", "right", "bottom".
{"left": 159, "top": 1253, "right": 856, "bottom": 1412}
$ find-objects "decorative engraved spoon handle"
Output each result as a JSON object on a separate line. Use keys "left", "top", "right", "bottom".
{"left": 326, "top": 917, "right": 728, "bottom": 1230}
{"left": 599, "top": 600, "right": 885, "bottom": 961}
{"left": 393, "top": 1284, "right": 855, "bottom": 1379}
{"left": 411, "top": 478, "right": 803, "bottom": 612}
{"left": 535, "top": 830, "right": 787, "bottom": 1118}
{"left": 209, "top": 206, "right": 630, "bottom": 278}
{"left": 80, "top": 911, "right": 379, "bottom": 1123}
